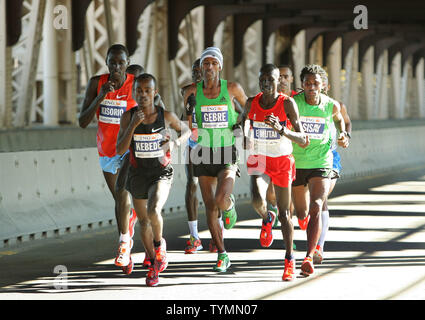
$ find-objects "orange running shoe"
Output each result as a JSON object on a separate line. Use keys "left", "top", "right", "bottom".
{"left": 122, "top": 256, "right": 134, "bottom": 275}
{"left": 298, "top": 215, "right": 310, "bottom": 230}
{"left": 282, "top": 258, "right": 296, "bottom": 281}
{"left": 146, "top": 265, "right": 159, "bottom": 287}
{"left": 154, "top": 238, "right": 168, "bottom": 273}
{"left": 184, "top": 236, "right": 203, "bottom": 254}
{"left": 260, "top": 211, "right": 276, "bottom": 247}
{"left": 313, "top": 245, "right": 323, "bottom": 265}
{"left": 301, "top": 256, "right": 314, "bottom": 276}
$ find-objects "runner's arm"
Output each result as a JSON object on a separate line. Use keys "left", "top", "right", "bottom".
{"left": 332, "top": 101, "right": 349, "bottom": 148}
{"left": 182, "top": 84, "right": 197, "bottom": 130}
{"left": 78, "top": 76, "right": 102, "bottom": 128}
{"left": 116, "top": 109, "right": 141, "bottom": 155}
{"left": 280, "top": 97, "right": 307, "bottom": 145}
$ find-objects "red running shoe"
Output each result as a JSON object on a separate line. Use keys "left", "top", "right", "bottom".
{"left": 122, "top": 256, "right": 134, "bottom": 275}
{"left": 146, "top": 265, "right": 159, "bottom": 287}
{"left": 301, "top": 256, "right": 314, "bottom": 276}
{"left": 282, "top": 258, "right": 296, "bottom": 281}
{"left": 260, "top": 211, "right": 276, "bottom": 247}
{"left": 155, "top": 238, "right": 168, "bottom": 273}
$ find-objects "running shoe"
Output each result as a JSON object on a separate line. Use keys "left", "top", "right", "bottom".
{"left": 143, "top": 253, "right": 151, "bottom": 268}
{"left": 222, "top": 194, "right": 237, "bottom": 230}
{"left": 154, "top": 238, "right": 168, "bottom": 273}
{"left": 313, "top": 245, "right": 323, "bottom": 265}
{"left": 260, "top": 210, "right": 276, "bottom": 247}
{"left": 146, "top": 265, "right": 159, "bottom": 287}
{"left": 209, "top": 239, "right": 218, "bottom": 253}
{"left": 213, "top": 253, "right": 231, "bottom": 272}
{"left": 114, "top": 239, "right": 133, "bottom": 267}
{"left": 298, "top": 215, "right": 310, "bottom": 230}
{"left": 282, "top": 258, "right": 296, "bottom": 281}
{"left": 301, "top": 256, "right": 314, "bottom": 276}
{"left": 129, "top": 208, "right": 137, "bottom": 239}
{"left": 185, "top": 236, "right": 203, "bottom": 254}
{"left": 122, "top": 256, "right": 134, "bottom": 275}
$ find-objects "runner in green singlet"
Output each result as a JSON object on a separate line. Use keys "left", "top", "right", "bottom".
{"left": 182, "top": 47, "right": 247, "bottom": 272}
{"left": 291, "top": 64, "right": 349, "bottom": 277}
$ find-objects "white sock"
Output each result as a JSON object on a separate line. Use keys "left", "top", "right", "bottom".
{"left": 225, "top": 196, "right": 234, "bottom": 211}
{"left": 188, "top": 220, "right": 199, "bottom": 239}
{"left": 120, "top": 232, "right": 130, "bottom": 243}
{"left": 317, "top": 210, "right": 329, "bottom": 249}
{"left": 218, "top": 218, "right": 224, "bottom": 231}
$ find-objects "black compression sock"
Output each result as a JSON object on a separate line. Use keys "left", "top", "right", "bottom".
{"left": 153, "top": 240, "right": 161, "bottom": 248}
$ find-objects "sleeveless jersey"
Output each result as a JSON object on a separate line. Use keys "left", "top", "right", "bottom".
{"left": 128, "top": 106, "right": 171, "bottom": 169}
{"left": 194, "top": 79, "right": 238, "bottom": 148}
{"left": 248, "top": 93, "right": 292, "bottom": 157}
{"left": 292, "top": 92, "right": 335, "bottom": 169}
{"left": 96, "top": 73, "right": 137, "bottom": 157}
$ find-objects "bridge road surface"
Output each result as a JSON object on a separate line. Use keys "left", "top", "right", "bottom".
{"left": 0, "top": 167, "right": 424, "bottom": 302}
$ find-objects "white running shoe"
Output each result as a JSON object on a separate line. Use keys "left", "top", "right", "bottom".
{"left": 114, "top": 239, "right": 133, "bottom": 267}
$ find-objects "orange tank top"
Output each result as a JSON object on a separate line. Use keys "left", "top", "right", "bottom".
{"left": 96, "top": 73, "right": 137, "bottom": 157}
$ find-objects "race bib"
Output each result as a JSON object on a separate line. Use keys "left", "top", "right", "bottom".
{"left": 300, "top": 116, "right": 325, "bottom": 140}
{"left": 200, "top": 105, "right": 228, "bottom": 129}
{"left": 252, "top": 121, "right": 280, "bottom": 143}
{"left": 99, "top": 99, "right": 127, "bottom": 124}
{"left": 133, "top": 133, "right": 164, "bottom": 158}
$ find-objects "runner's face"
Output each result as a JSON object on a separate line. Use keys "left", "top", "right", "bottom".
{"left": 259, "top": 69, "right": 279, "bottom": 95}
{"left": 321, "top": 78, "right": 330, "bottom": 95}
{"left": 106, "top": 51, "right": 128, "bottom": 82}
{"left": 202, "top": 57, "right": 221, "bottom": 80}
{"left": 302, "top": 73, "right": 322, "bottom": 98}
{"left": 134, "top": 78, "right": 157, "bottom": 108}
{"left": 278, "top": 67, "right": 293, "bottom": 92}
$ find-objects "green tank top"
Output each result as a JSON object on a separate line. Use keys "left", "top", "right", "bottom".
{"left": 195, "top": 79, "right": 238, "bottom": 148}
{"left": 292, "top": 92, "right": 335, "bottom": 169}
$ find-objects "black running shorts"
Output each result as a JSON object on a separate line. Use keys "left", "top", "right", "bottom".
{"left": 126, "top": 165, "right": 173, "bottom": 199}
{"left": 191, "top": 145, "right": 239, "bottom": 178}
{"left": 292, "top": 168, "right": 333, "bottom": 187}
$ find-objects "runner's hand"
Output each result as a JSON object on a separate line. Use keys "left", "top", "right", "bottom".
{"left": 99, "top": 81, "right": 115, "bottom": 98}
{"left": 297, "top": 135, "right": 310, "bottom": 148}
{"left": 337, "top": 132, "right": 349, "bottom": 148}
{"left": 264, "top": 114, "right": 283, "bottom": 132}
{"left": 131, "top": 109, "right": 145, "bottom": 127}
{"left": 186, "top": 93, "right": 196, "bottom": 115}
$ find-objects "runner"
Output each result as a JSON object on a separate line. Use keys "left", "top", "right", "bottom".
{"left": 180, "top": 58, "right": 205, "bottom": 254}
{"left": 266, "top": 65, "right": 298, "bottom": 217}
{"left": 291, "top": 64, "right": 348, "bottom": 276}
{"left": 242, "top": 64, "right": 306, "bottom": 281}
{"left": 78, "top": 44, "right": 138, "bottom": 274}
{"left": 278, "top": 65, "right": 297, "bottom": 97}
{"left": 182, "top": 47, "right": 248, "bottom": 272}
{"left": 313, "top": 72, "right": 351, "bottom": 264}
{"left": 116, "top": 73, "right": 190, "bottom": 286}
